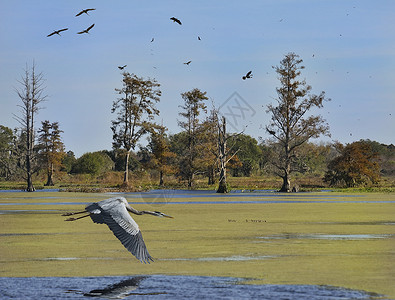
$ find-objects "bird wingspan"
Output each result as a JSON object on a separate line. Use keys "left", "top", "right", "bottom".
{"left": 86, "top": 198, "right": 153, "bottom": 263}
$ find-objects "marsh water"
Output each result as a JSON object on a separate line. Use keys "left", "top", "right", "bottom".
{"left": 0, "top": 275, "right": 385, "bottom": 299}
{"left": 1, "top": 189, "right": 394, "bottom": 299}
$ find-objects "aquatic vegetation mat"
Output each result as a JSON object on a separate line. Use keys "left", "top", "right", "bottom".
{"left": 0, "top": 191, "right": 394, "bottom": 298}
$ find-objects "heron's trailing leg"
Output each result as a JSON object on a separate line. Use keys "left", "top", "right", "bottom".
{"left": 65, "top": 214, "right": 91, "bottom": 221}
{"left": 62, "top": 210, "right": 87, "bottom": 216}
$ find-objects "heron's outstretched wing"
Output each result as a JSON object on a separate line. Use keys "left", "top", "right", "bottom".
{"left": 86, "top": 200, "right": 154, "bottom": 263}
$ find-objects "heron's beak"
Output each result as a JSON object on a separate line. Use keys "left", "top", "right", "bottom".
{"left": 162, "top": 213, "right": 174, "bottom": 219}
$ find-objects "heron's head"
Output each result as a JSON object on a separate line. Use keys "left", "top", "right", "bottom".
{"left": 153, "top": 211, "right": 174, "bottom": 218}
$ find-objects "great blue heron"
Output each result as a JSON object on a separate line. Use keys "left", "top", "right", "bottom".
{"left": 75, "top": 8, "right": 96, "bottom": 17}
{"left": 77, "top": 24, "right": 95, "bottom": 34}
{"left": 62, "top": 197, "right": 173, "bottom": 263}
{"left": 47, "top": 28, "right": 68, "bottom": 37}
{"left": 170, "top": 17, "right": 182, "bottom": 25}
{"left": 242, "top": 70, "right": 252, "bottom": 80}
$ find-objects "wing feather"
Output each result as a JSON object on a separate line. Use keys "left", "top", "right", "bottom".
{"left": 86, "top": 198, "right": 153, "bottom": 263}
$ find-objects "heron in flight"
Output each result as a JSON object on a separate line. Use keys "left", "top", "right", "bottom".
{"left": 77, "top": 24, "right": 95, "bottom": 34}
{"left": 47, "top": 28, "right": 68, "bottom": 37}
{"left": 75, "top": 8, "right": 96, "bottom": 17}
{"left": 242, "top": 70, "right": 252, "bottom": 80}
{"left": 62, "top": 197, "right": 173, "bottom": 263}
{"left": 170, "top": 17, "right": 182, "bottom": 25}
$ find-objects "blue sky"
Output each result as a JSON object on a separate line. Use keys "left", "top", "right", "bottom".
{"left": 1, "top": 1, "right": 394, "bottom": 157}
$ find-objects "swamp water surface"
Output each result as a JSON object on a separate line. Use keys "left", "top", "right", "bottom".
{"left": 0, "top": 190, "right": 394, "bottom": 299}
{"left": 0, "top": 275, "right": 385, "bottom": 299}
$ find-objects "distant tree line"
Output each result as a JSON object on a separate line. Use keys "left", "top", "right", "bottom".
{"left": 1, "top": 121, "right": 393, "bottom": 190}
{"left": 2, "top": 55, "right": 393, "bottom": 191}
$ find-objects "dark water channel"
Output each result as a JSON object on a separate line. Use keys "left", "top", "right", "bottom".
{"left": 0, "top": 275, "right": 385, "bottom": 300}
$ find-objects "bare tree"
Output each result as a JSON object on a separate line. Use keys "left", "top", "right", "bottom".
{"left": 14, "top": 62, "right": 47, "bottom": 192}
{"left": 111, "top": 72, "right": 161, "bottom": 187}
{"left": 266, "top": 53, "right": 330, "bottom": 192}
{"left": 216, "top": 115, "right": 243, "bottom": 193}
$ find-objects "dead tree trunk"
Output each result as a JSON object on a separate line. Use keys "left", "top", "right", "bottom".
{"left": 123, "top": 150, "right": 130, "bottom": 186}
{"left": 45, "top": 163, "right": 54, "bottom": 186}
{"left": 217, "top": 116, "right": 228, "bottom": 193}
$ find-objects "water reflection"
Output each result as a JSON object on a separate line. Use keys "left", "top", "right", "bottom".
{"left": 82, "top": 276, "right": 166, "bottom": 298}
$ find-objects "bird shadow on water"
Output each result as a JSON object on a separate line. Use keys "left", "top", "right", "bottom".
{"left": 66, "top": 276, "right": 167, "bottom": 298}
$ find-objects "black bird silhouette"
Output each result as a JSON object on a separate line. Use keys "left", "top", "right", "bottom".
{"left": 118, "top": 65, "right": 127, "bottom": 70}
{"left": 77, "top": 24, "right": 95, "bottom": 34}
{"left": 242, "top": 71, "right": 252, "bottom": 80}
{"left": 75, "top": 8, "right": 96, "bottom": 17}
{"left": 47, "top": 28, "right": 68, "bottom": 37}
{"left": 170, "top": 17, "right": 182, "bottom": 25}
{"left": 184, "top": 61, "right": 192, "bottom": 65}
{"left": 198, "top": 36, "right": 201, "bottom": 40}
{"left": 151, "top": 37, "right": 154, "bottom": 42}
{"left": 268, "top": 130, "right": 276, "bottom": 135}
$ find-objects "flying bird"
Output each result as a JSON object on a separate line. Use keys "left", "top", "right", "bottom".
{"left": 77, "top": 24, "right": 95, "bottom": 34}
{"left": 170, "top": 17, "right": 182, "bottom": 25}
{"left": 75, "top": 8, "right": 96, "bottom": 17}
{"left": 62, "top": 197, "right": 173, "bottom": 264}
{"left": 242, "top": 71, "right": 252, "bottom": 80}
{"left": 151, "top": 37, "right": 154, "bottom": 42}
{"left": 118, "top": 65, "right": 127, "bottom": 70}
{"left": 184, "top": 60, "right": 192, "bottom": 65}
{"left": 198, "top": 36, "right": 201, "bottom": 40}
{"left": 47, "top": 28, "right": 68, "bottom": 37}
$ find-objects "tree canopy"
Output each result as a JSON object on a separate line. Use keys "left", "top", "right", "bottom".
{"left": 111, "top": 72, "right": 161, "bottom": 186}
{"left": 324, "top": 141, "right": 381, "bottom": 187}
{"left": 266, "top": 52, "right": 330, "bottom": 192}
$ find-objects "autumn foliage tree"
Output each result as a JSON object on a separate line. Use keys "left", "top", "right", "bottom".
{"left": 146, "top": 125, "right": 176, "bottom": 186}
{"left": 266, "top": 53, "right": 330, "bottom": 192}
{"left": 199, "top": 109, "right": 218, "bottom": 186}
{"left": 324, "top": 141, "right": 381, "bottom": 187}
{"left": 37, "top": 121, "right": 65, "bottom": 186}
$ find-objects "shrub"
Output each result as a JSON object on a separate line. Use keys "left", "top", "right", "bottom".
{"left": 71, "top": 152, "right": 114, "bottom": 175}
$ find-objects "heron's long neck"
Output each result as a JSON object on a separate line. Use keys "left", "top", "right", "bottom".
{"left": 126, "top": 205, "right": 156, "bottom": 216}
{"left": 126, "top": 205, "right": 143, "bottom": 215}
